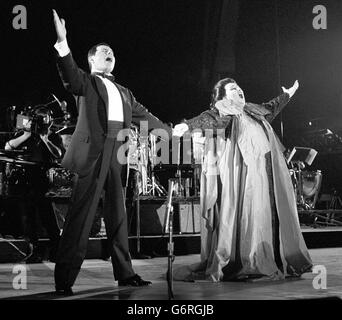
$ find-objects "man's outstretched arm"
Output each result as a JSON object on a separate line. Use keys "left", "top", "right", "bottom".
{"left": 130, "top": 91, "right": 172, "bottom": 137}
{"left": 53, "top": 9, "right": 88, "bottom": 96}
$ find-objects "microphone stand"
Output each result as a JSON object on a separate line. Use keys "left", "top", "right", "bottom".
{"left": 164, "top": 136, "right": 182, "bottom": 300}
{"left": 175, "top": 136, "right": 183, "bottom": 198}
{"left": 164, "top": 179, "right": 175, "bottom": 300}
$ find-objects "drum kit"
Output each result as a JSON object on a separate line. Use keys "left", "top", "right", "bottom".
{"left": 127, "top": 128, "right": 204, "bottom": 198}
{"left": 128, "top": 126, "right": 167, "bottom": 197}
{"left": 0, "top": 149, "right": 75, "bottom": 199}
{"left": 0, "top": 149, "right": 38, "bottom": 197}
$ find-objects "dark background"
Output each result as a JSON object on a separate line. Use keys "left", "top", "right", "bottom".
{"left": 1, "top": 0, "right": 342, "bottom": 194}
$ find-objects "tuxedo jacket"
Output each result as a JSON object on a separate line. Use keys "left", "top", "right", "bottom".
{"left": 56, "top": 52, "right": 171, "bottom": 180}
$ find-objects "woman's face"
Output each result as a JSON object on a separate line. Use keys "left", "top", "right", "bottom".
{"left": 223, "top": 82, "right": 245, "bottom": 107}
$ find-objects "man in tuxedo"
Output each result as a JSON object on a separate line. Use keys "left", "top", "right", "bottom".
{"left": 52, "top": 10, "right": 171, "bottom": 295}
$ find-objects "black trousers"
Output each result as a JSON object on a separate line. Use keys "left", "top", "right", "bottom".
{"left": 55, "top": 122, "right": 135, "bottom": 289}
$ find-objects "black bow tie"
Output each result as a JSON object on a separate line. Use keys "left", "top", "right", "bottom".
{"left": 93, "top": 72, "right": 115, "bottom": 82}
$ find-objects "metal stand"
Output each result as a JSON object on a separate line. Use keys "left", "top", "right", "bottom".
{"left": 292, "top": 161, "right": 308, "bottom": 209}
{"left": 174, "top": 137, "right": 184, "bottom": 198}
{"left": 325, "top": 190, "right": 342, "bottom": 226}
{"left": 150, "top": 172, "right": 167, "bottom": 197}
{"left": 149, "top": 134, "right": 166, "bottom": 197}
{"left": 329, "top": 190, "right": 342, "bottom": 209}
{"left": 291, "top": 161, "right": 312, "bottom": 210}
{"left": 133, "top": 170, "right": 151, "bottom": 259}
{"left": 164, "top": 179, "right": 175, "bottom": 300}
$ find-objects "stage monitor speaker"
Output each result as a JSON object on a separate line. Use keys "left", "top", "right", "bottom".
{"left": 139, "top": 200, "right": 200, "bottom": 235}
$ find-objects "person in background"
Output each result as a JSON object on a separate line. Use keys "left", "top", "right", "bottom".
{"left": 5, "top": 106, "right": 63, "bottom": 263}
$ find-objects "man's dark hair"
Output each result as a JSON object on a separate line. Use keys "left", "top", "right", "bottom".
{"left": 210, "top": 78, "right": 236, "bottom": 109}
{"left": 87, "top": 42, "right": 112, "bottom": 71}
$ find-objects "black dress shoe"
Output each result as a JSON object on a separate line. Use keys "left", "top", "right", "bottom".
{"left": 55, "top": 287, "right": 74, "bottom": 296}
{"left": 118, "top": 274, "right": 152, "bottom": 287}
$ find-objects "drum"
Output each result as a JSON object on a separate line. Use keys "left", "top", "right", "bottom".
{"left": 47, "top": 167, "right": 74, "bottom": 188}
{"left": 46, "top": 166, "right": 75, "bottom": 197}
{"left": 302, "top": 170, "right": 322, "bottom": 198}
{"left": 0, "top": 161, "right": 30, "bottom": 197}
{"left": 290, "top": 168, "right": 322, "bottom": 209}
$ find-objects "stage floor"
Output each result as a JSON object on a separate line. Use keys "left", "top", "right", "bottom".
{"left": 1, "top": 248, "right": 342, "bottom": 300}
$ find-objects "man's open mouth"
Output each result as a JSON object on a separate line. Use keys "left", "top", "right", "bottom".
{"left": 106, "top": 57, "right": 112, "bottom": 62}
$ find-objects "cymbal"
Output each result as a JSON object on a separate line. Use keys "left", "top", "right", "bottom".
{"left": 0, "top": 156, "right": 37, "bottom": 165}
{"left": 0, "top": 149, "right": 24, "bottom": 154}
{"left": 0, "top": 150, "right": 25, "bottom": 158}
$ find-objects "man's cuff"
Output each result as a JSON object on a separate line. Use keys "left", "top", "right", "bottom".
{"left": 54, "top": 39, "right": 70, "bottom": 57}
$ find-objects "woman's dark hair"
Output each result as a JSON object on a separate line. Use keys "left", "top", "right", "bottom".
{"left": 210, "top": 78, "right": 236, "bottom": 108}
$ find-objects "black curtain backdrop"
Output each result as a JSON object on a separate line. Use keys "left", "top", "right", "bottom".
{"left": 200, "top": 0, "right": 240, "bottom": 86}
{"left": 0, "top": 0, "right": 211, "bottom": 126}
{"left": 234, "top": 0, "right": 342, "bottom": 193}
{"left": 0, "top": 0, "right": 241, "bottom": 127}
{"left": 2, "top": 0, "right": 342, "bottom": 192}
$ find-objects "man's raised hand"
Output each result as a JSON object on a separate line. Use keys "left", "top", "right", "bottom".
{"left": 53, "top": 9, "right": 67, "bottom": 43}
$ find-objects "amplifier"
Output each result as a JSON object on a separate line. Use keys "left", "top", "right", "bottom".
{"left": 137, "top": 199, "right": 201, "bottom": 235}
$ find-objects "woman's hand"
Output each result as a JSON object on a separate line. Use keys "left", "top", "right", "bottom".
{"left": 282, "top": 80, "right": 299, "bottom": 98}
{"left": 173, "top": 123, "right": 189, "bottom": 137}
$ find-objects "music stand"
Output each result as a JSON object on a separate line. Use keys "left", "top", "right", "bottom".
{"left": 286, "top": 147, "right": 317, "bottom": 166}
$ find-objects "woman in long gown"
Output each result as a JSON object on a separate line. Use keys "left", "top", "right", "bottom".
{"left": 173, "top": 78, "right": 312, "bottom": 282}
